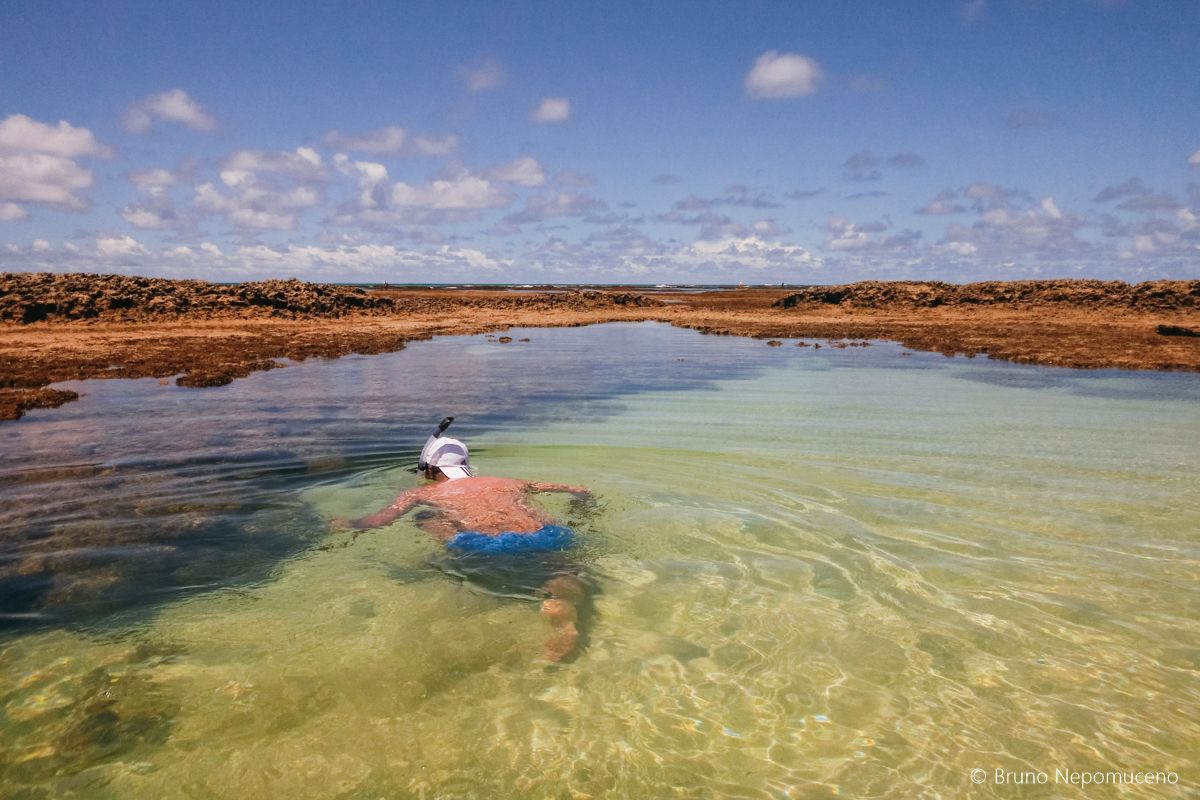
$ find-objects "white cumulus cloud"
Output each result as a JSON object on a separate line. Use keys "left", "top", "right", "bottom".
{"left": 0, "top": 114, "right": 113, "bottom": 158}
{"left": 1190, "top": 149, "right": 1200, "bottom": 167}
{"left": 532, "top": 98, "right": 570, "bottom": 123}
{"left": 484, "top": 156, "right": 546, "bottom": 187}
{"left": 0, "top": 153, "right": 94, "bottom": 209}
{"left": 123, "top": 89, "right": 216, "bottom": 133}
{"left": 96, "top": 234, "right": 148, "bottom": 257}
{"left": 192, "top": 147, "right": 326, "bottom": 231}
{"left": 745, "top": 51, "right": 823, "bottom": 99}
{"left": 0, "top": 114, "right": 111, "bottom": 218}
{"left": 390, "top": 172, "right": 511, "bottom": 210}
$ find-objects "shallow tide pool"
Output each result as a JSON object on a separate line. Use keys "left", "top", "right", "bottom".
{"left": 1, "top": 322, "right": 1198, "bottom": 798}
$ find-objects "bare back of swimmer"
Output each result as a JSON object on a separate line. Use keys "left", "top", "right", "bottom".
{"left": 331, "top": 436, "right": 593, "bottom": 661}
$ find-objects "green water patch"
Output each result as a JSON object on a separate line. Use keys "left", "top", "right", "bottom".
{"left": 1, "top": 324, "right": 1198, "bottom": 797}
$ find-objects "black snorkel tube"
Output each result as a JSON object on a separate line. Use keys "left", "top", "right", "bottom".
{"left": 417, "top": 416, "right": 455, "bottom": 472}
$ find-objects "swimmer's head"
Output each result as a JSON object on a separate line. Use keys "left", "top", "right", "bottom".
{"left": 421, "top": 436, "right": 474, "bottom": 481}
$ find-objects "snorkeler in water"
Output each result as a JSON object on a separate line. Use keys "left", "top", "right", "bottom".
{"left": 332, "top": 419, "right": 594, "bottom": 662}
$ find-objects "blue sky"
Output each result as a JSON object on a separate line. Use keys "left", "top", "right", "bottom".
{"left": 1, "top": 0, "right": 1197, "bottom": 283}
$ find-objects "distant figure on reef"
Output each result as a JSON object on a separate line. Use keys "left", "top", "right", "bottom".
{"left": 332, "top": 420, "right": 594, "bottom": 662}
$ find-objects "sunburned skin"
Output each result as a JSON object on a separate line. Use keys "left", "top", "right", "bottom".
{"left": 332, "top": 472, "right": 591, "bottom": 661}
{"left": 349, "top": 476, "right": 585, "bottom": 538}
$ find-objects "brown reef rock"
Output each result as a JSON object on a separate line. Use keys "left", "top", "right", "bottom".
{"left": 0, "top": 273, "right": 399, "bottom": 322}
{"left": 774, "top": 279, "right": 1200, "bottom": 311}
{"left": 2, "top": 274, "right": 1197, "bottom": 423}
{"left": 0, "top": 273, "right": 663, "bottom": 324}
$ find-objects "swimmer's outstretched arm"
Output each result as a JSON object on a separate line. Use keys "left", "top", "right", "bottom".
{"left": 332, "top": 488, "right": 425, "bottom": 531}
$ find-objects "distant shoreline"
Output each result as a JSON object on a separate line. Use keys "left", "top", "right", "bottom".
{"left": 2, "top": 272, "right": 1197, "bottom": 421}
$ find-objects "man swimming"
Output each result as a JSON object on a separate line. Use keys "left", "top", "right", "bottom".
{"left": 333, "top": 429, "right": 593, "bottom": 661}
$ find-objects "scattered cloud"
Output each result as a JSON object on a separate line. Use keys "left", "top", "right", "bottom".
{"left": 1093, "top": 177, "right": 1150, "bottom": 202}
{"left": 1117, "top": 193, "right": 1181, "bottom": 212}
{"left": 687, "top": 235, "right": 819, "bottom": 271}
{"left": 219, "top": 147, "right": 325, "bottom": 186}
{"left": 484, "top": 156, "right": 546, "bottom": 187}
{"left": 1091, "top": 177, "right": 1180, "bottom": 210}
{"left": 122, "top": 169, "right": 182, "bottom": 230}
{"left": 96, "top": 234, "right": 149, "bottom": 258}
{"left": 825, "top": 215, "right": 895, "bottom": 251}
{"left": 5, "top": 238, "right": 513, "bottom": 281}
{"left": 192, "top": 147, "right": 327, "bottom": 231}
{"left": 672, "top": 195, "right": 713, "bottom": 212}
{"left": 1189, "top": 150, "right": 1200, "bottom": 168}
{"left": 328, "top": 163, "right": 515, "bottom": 229}
{"left": 668, "top": 186, "right": 781, "bottom": 213}
{"left": 843, "top": 151, "right": 886, "bottom": 181}
{"left": 938, "top": 190, "right": 1091, "bottom": 262}
{"left": 123, "top": 89, "right": 216, "bottom": 133}
{"left": 324, "top": 127, "right": 406, "bottom": 154}
{"left": 0, "top": 114, "right": 113, "bottom": 219}
{"left": 532, "top": 98, "right": 570, "bottom": 123}
{"left": 332, "top": 154, "right": 389, "bottom": 208}
{"left": 843, "top": 150, "right": 925, "bottom": 181}
{"left": 390, "top": 169, "right": 513, "bottom": 212}
{"left": 129, "top": 168, "right": 176, "bottom": 196}
{"left": 0, "top": 202, "right": 29, "bottom": 221}
{"left": 121, "top": 204, "right": 180, "bottom": 230}
{"left": 0, "top": 155, "right": 94, "bottom": 211}
{"left": 917, "top": 191, "right": 967, "bottom": 215}
{"left": 724, "top": 184, "right": 782, "bottom": 209}
{"left": 502, "top": 191, "right": 606, "bottom": 225}
{"left": 751, "top": 218, "right": 792, "bottom": 237}
{"left": 785, "top": 187, "right": 825, "bottom": 199}
{"left": 195, "top": 181, "right": 319, "bottom": 231}
{"left": 514, "top": 226, "right": 822, "bottom": 282}
{"left": 323, "top": 127, "right": 458, "bottom": 156}
{"left": 0, "top": 114, "right": 113, "bottom": 159}
{"left": 745, "top": 51, "right": 823, "bottom": 99}
{"left": 652, "top": 173, "right": 682, "bottom": 185}
{"left": 457, "top": 59, "right": 508, "bottom": 92}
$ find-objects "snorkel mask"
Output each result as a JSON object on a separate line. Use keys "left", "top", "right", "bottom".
{"left": 418, "top": 416, "right": 455, "bottom": 472}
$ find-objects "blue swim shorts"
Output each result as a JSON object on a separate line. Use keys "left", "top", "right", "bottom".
{"left": 446, "top": 524, "right": 574, "bottom": 554}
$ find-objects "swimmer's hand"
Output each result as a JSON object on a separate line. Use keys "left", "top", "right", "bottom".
{"left": 567, "top": 492, "right": 601, "bottom": 521}
{"left": 529, "top": 481, "right": 591, "bottom": 496}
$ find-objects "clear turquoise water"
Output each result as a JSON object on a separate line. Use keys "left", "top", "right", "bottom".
{"left": 1, "top": 323, "right": 1198, "bottom": 798}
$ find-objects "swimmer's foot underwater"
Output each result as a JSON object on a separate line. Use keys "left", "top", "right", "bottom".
{"left": 330, "top": 419, "right": 596, "bottom": 662}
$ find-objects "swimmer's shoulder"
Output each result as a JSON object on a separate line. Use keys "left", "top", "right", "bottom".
{"left": 465, "top": 475, "right": 528, "bottom": 490}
